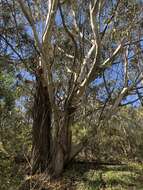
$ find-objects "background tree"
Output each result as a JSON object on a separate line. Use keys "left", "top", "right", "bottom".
{"left": 0, "top": 54, "right": 32, "bottom": 190}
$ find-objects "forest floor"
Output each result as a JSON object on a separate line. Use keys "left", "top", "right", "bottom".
{"left": 26, "top": 161, "right": 143, "bottom": 190}
{"left": 63, "top": 161, "right": 143, "bottom": 190}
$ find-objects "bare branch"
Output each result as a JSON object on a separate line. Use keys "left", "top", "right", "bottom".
{"left": 124, "top": 47, "right": 129, "bottom": 87}
{"left": 76, "top": 0, "right": 101, "bottom": 96}
{"left": 101, "top": 0, "right": 121, "bottom": 40}
{"left": 78, "top": 43, "right": 96, "bottom": 81}
{"left": 17, "top": 0, "right": 41, "bottom": 51}
{"left": 57, "top": 46, "right": 74, "bottom": 59}
{"left": 42, "top": 0, "right": 58, "bottom": 48}
{"left": 70, "top": 3, "right": 79, "bottom": 33}
{"left": 101, "top": 43, "right": 123, "bottom": 67}
{"left": 108, "top": 75, "right": 143, "bottom": 117}
{"left": 58, "top": 1, "right": 78, "bottom": 59}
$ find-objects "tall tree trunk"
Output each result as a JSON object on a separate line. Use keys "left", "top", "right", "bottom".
{"left": 51, "top": 110, "right": 72, "bottom": 176}
{"left": 32, "top": 78, "right": 52, "bottom": 174}
{"left": 31, "top": 80, "right": 80, "bottom": 177}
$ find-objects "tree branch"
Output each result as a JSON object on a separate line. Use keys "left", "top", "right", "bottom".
{"left": 42, "top": 0, "right": 58, "bottom": 49}
{"left": 75, "top": 0, "right": 101, "bottom": 98}
{"left": 17, "top": 0, "right": 41, "bottom": 51}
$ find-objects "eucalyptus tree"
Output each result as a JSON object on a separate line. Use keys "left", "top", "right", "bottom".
{"left": 1, "top": 0, "right": 143, "bottom": 177}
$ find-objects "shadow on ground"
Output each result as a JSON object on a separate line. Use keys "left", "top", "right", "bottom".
{"left": 63, "top": 161, "right": 143, "bottom": 190}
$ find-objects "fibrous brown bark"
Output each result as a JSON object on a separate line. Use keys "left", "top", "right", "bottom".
{"left": 31, "top": 78, "right": 83, "bottom": 177}
{"left": 32, "top": 78, "right": 52, "bottom": 174}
